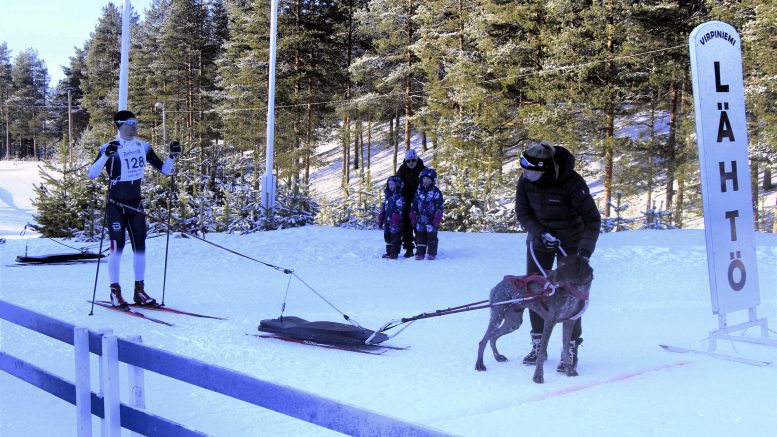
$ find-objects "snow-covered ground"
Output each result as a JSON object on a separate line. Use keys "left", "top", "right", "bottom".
{"left": 1, "top": 160, "right": 776, "bottom": 436}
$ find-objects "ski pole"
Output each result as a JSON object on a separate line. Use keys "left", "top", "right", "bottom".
{"left": 161, "top": 141, "right": 179, "bottom": 306}
{"left": 89, "top": 188, "right": 110, "bottom": 316}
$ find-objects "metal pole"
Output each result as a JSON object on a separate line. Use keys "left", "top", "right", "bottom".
{"left": 67, "top": 89, "right": 72, "bottom": 164}
{"left": 260, "top": 0, "right": 278, "bottom": 212}
{"left": 118, "top": 0, "right": 131, "bottom": 110}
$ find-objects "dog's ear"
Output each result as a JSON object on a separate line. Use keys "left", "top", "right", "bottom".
{"left": 576, "top": 255, "right": 593, "bottom": 281}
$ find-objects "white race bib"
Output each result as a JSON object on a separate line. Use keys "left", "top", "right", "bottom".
{"left": 117, "top": 140, "right": 146, "bottom": 181}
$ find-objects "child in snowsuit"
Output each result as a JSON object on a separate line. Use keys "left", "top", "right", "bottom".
{"left": 378, "top": 176, "right": 405, "bottom": 259}
{"left": 410, "top": 168, "right": 444, "bottom": 260}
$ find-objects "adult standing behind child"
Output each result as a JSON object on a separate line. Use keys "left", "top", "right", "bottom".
{"left": 410, "top": 168, "right": 444, "bottom": 260}
{"left": 88, "top": 110, "right": 181, "bottom": 308}
{"left": 396, "top": 149, "right": 426, "bottom": 257}
{"left": 377, "top": 176, "right": 405, "bottom": 259}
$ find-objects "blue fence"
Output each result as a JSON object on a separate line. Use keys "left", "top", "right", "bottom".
{"left": 0, "top": 299, "right": 451, "bottom": 436}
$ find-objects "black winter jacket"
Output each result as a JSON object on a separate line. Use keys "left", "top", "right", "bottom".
{"left": 515, "top": 146, "right": 601, "bottom": 256}
{"left": 396, "top": 158, "right": 426, "bottom": 201}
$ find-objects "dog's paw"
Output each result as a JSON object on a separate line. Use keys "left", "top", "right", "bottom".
{"left": 533, "top": 375, "right": 544, "bottom": 384}
{"left": 566, "top": 369, "right": 578, "bottom": 377}
{"left": 475, "top": 362, "right": 487, "bottom": 371}
{"left": 495, "top": 354, "right": 507, "bottom": 362}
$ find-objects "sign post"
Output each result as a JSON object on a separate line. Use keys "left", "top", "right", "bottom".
{"left": 689, "top": 21, "right": 775, "bottom": 352}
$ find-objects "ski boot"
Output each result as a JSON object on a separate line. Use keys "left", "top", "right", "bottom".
{"left": 133, "top": 280, "right": 158, "bottom": 306}
{"left": 382, "top": 244, "right": 398, "bottom": 259}
{"left": 110, "top": 283, "right": 129, "bottom": 309}
{"left": 557, "top": 338, "right": 582, "bottom": 373}
{"left": 522, "top": 333, "right": 542, "bottom": 365}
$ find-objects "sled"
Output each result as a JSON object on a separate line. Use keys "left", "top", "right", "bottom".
{"left": 15, "top": 252, "right": 104, "bottom": 264}
{"left": 258, "top": 316, "right": 389, "bottom": 346}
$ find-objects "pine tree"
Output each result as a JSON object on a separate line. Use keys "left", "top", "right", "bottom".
{"left": 8, "top": 49, "right": 50, "bottom": 159}
{"left": 0, "top": 42, "right": 13, "bottom": 159}
{"left": 81, "top": 4, "right": 126, "bottom": 138}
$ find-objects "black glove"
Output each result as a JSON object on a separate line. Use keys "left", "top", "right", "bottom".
{"left": 539, "top": 232, "right": 560, "bottom": 250}
{"left": 169, "top": 141, "right": 181, "bottom": 159}
{"left": 105, "top": 140, "right": 120, "bottom": 157}
{"left": 577, "top": 248, "right": 592, "bottom": 260}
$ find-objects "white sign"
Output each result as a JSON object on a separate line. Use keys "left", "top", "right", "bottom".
{"left": 689, "top": 21, "right": 760, "bottom": 314}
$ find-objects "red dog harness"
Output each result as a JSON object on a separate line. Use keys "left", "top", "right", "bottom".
{"left": 503, "top": 274, "right": 590, "bottom": 321}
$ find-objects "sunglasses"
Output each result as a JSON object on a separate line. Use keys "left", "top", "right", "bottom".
{"left": 520, "top": 153, "right": 546, "bottom": 171}
{"left": 118, "top": 119, "right": 138, "bottom": 126}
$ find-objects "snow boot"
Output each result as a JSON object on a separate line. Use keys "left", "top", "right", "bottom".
{"left": 382, "top": 244, "right": 397, "bottom": 259}
{"left": 415, "top": 245, "right": 427, "bottom": 260}
{"left": 109, "top": 283, "right": 129, "bottom": 309}
{"left": 133, "top": 280, "right": 158, "bottom": 306}
{"left": 426, "top": 254, "right": 436, "bottom": 260}
{"left": 522, "top": 333, "right": 542, "bottom": 365}
{"left": 403, "top": 248, "right": 415, "bottom": 258}
{"left": 557, "top": 338, "right": 582, "bottom": 373}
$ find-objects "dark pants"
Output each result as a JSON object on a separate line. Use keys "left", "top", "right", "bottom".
{"left": 106, "top": 200, "right": 147, "bottom": 253}
{"left": 401, "top": 207, "right": 415, "bottom": 250}
{"left": 383, "top": 228, "right": 401, "bottom": 255}
{"left": 415, "top": 230, "right": 438, "bottom": 256}
{"left": 525, "top": 244, "right": 582, "bottom": 342}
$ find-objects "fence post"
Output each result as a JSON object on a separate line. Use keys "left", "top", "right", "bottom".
{"left": 101, "top": 334, "right": 121, "bottom": 437}
{"left": 74, "top": 326, "right": 92, "bottom": 437}
{"left": 97, "top": 329, "right": 113, "bottom": 437}
{"left": 127, "top": 335, "right": 146, "bottom": 437}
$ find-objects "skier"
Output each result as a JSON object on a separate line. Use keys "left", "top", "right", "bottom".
{"left": 377, "top": 176, "right": 405, "bottom": 259}
{"left": 410, "top": 167, "right": 444, "bottom": 260}
{"left": 88, "top": 110, "right": 181, "bottom": 308}
{"left": 396, "top": 149, "right": 426, "bottom": 257}
{"left": 515, "top": 140, "right": 601, "bottom": 372}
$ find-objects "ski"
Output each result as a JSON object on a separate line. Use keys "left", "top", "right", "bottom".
{"left": 89, "top": 300, "right": 174, "bottom": 326}
{"left": 250, "top": 334, "right": 389, "bottom": 355}
{"left": 132, "top": 304, "right": 227, "bottom": 320}
{"left": 95, "top": 300, "right": 226, "bottom": 320}
{"left": 659, "top": 344, "right": 774, "bottom": 367}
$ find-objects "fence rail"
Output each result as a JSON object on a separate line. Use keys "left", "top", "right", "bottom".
{"left": 0, "top": 299, "right": 450, "bottom": 436}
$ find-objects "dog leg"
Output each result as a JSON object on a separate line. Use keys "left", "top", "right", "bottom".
{"left": 489, "top": 308, "right": 523, "bottom": 363}
{"left": 533, "top": 320, "right": 555, "bottom": 384}
{"left": 476, "top": 308, "right": 505, "bottom": 371}
{"left": 561, "top": 320, "right": 578, "bottom": 377}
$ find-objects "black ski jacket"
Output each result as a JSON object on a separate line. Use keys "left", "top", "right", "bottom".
{"left": 515, "top": 146, "right": 601, "bottom": 256}
{"left": 396, "top": 157, "right": 426, "bottom": 202}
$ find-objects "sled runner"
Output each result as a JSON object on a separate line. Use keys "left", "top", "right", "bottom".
{"left": 16, "top": 252, "right": 104, "bottom": 264}
{"left": 258, "top": 316, "right": 389, "bottom": 346}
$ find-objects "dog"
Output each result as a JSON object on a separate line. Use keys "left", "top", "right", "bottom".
{"left": 475, "top": 254, "right": 594, "bottom": 383}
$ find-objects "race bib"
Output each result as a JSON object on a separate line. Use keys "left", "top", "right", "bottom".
{"left": 117, "top": 140, "right": 146, "bottom": 181}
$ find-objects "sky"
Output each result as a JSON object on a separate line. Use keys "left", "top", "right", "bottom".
{"left": 1, "top": 159, "right": 776, "bottom": 436}
{"left": 0, "top": 0, "right": 153, "bottom": 86}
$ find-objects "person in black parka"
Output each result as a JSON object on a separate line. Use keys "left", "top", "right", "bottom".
{"left": 396, "top": 149, "right": 426, "bottom": 257}
{"left": 515, "top": 140, "right": 601, "bottom": 373}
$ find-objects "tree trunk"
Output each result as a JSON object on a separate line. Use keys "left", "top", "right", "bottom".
{"left": 404, "top": 0, "right": 413, "bottom": 151}
{"left": 367, "top": 119, "right": 372, "bottom": 170}
{"left": 602, "top": 0, "right": 615, "bottom": 218}
{"left": 665, "top": 76, "right": 680, "bottom": 212}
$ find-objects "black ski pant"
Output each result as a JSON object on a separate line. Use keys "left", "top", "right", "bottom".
{"left": 525, "top": 244, "right": 582, "bottom": 342}
{"left": 383, "top": 228, "right": 401, "bottom": 255}
{"left": 415, "top": 230, "right": 438, "bottom": 256}
{"left": 400, "top": 205, "right": 415, "bottom": 250}
{"left": 106, "top": 199, "right": 147, "bottom": 253}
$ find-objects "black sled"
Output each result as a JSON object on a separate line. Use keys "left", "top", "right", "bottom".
{"left": 258, "top": 316, "right": 389, "bottom": 346}
{"left": 16, "top": 252, "right": 104, "bottom": 264}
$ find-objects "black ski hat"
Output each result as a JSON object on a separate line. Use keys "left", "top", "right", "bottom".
{"left": 114, "top": 110, "right": 136, "bottom": 128}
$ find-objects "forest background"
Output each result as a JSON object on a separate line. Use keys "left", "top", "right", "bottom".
{"left": 0, "top": 0, "right": 775, "bottom": 238}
